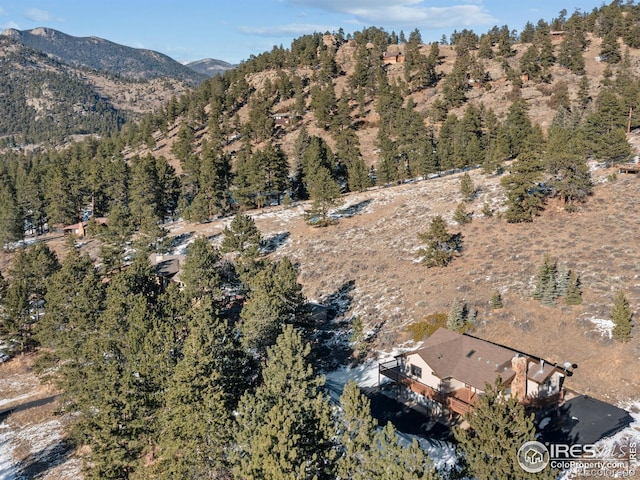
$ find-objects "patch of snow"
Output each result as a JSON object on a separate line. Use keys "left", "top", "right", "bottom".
{"left": 0, "top": 392, "right": 38, "bottom": 409}
{"left": 0, "top": 425, "right": 17, "bottom": 480}
{"left": 589, "top": 317, "right": 615, "bottom": 339}
{"left": 171, "top": 237, "right": 195, "bottom": 256}
{"left": 398, "top": 432, "right": 459, "bottom": 473}
{"left": 325, "top": 346, "right": 417, "bottom": 400}
{"left": 3, "top": 237, "right": 38, "bottom": 251}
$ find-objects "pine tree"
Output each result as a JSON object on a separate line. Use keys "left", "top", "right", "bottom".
{"left": 417, "top": 216, "right": 463, "bottom": 267}
{"left": 0, "top": 179, "right": 23, "bottom": 247}
{"left": 99, "top": 202, "right": 134, "bottom": 273}
{"left": 611, "top": 291, "right": 633, "bottom": 342}
{"left": 583, "top": 90, "right": 632, "bottom": 164}
{"left": 564, "top": 270, "right": 583, "bottom": 305}
{"left": 459, "top": 172, "right": 476, "bottom": 201}
{"left": 1, "top": 244, "right": 60, "bottom": 351}
{"left": 10, "top": 242, "right": 60, "bottom": 311}
{"left": 306, "top": 165, "right": 342, "bottom": 227}
{"left": 220, "top": 212, "right": 262, "bottom": 259}
{"left": 501, "top": 151, "right": 546, "bottom": 223}
{"left": 453, "top": 202, "right": 472, "bottom": 225}
{"left": 489, "top": 290, "right": 504, "bottom": 309}
{"left": 240, "top": 257, "right": 307, "bottom": 354}
{"left": 577, "top": 75, "right": 591, "bottom": 108}
{"left": 447, "top": 299, "right": 466, "bottom": 332}
{"left": 38, "top": 248, "right": 104, "bottom": 360}
{"left": 477, "top": 34, "right": 494, "bottom": 59}
{"left": 454, "top": 378, "right": 555, "bottom": 480}
{"left": 336, "top": 381, "right": 378, "bottom": 479}
{"left": 544, "top": 125, "right": 592, "bottom": 209}
{"left": 232, "top": 325, "right": 336, "bottom": 479}
{"left": 600, "top": 30, "right": 622, "bottom": 64}
{"left": 364, "top": 422, "right": 437, "bottom": 479}
{"left": 556, "top": 268, "right": 570, "bottom": 298}
{"left": 0, "top": 278, "right": 30, "bottom": 351}
{"left": 558, "top": 31, "right": 585, "bottom": 74}
{"left": 258, "top": 142, "right": 290, "bottom": 206}
{"left": 181, "top": 236, "right": 223, "bottom": 303}
{"left": 128, "top": 154, "right": 162, "bottom": 230}
{"left": 504, "top": 100, "right": 535, "bottom": 158}
{"left": 532, "top": 255, "right": 558, "bottom": 306}
{"left": 154, "top": 301, "right": 245, "bottom": 478}
{"left": 195, "top": 140, "right": 233, "bottom": 219}
{"left": 442, "top": 54, "right": 469, "bottom": 108}
{"left": 497, "top": 25, "right": 515, "bottom": 58}
{"left": 232, "top": 141, "right": 263, "bottom": 209}
{"left": 310, "top": 81, "right": 337, "bottom": 129}
{"left": 482, "top": 202, "right": 494, "bottom": 217}
{"left": 71, "top": 262, "right": 166, "bottom": 479}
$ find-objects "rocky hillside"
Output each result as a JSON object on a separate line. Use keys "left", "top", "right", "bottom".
{"left": 0, "top": 35, "right": 193, "bottom": 145}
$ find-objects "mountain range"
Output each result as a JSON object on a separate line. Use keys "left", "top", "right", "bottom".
{"left": 1, "top": 27, "right": 211, "bottom": 85}
{"left": 0, "top": 27, "right": 236, "bottom": 145}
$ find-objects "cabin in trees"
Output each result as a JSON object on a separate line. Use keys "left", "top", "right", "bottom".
{"left": 379, "top": 328, "right": 567, "bottom": 416}
{"left": 382, "top": 51, "right": 405, "bottom": 65}
{"left": 271, "top": 113, "right": 293, "bottom": 126}
{"left": 62, "top": 217, "right": 108, "bottom": 238}
{"left": 150, "top": 253, "right": 184, "bottom": 290}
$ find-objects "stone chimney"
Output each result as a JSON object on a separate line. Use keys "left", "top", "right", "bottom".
{"left": 511, "top": 355, "right": 528, "bottom": 401}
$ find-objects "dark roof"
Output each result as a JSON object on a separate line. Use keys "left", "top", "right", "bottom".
{"left": 538, "top": 395, "right": 634, "bottom": 445}
{"left": 150, "top": 254, "right": 183, "bottom": 282}
{"left": 405, "top": 328, "right": 561, "bottom": 391}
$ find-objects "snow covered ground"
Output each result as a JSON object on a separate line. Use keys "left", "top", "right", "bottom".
{"left": 0, "top": 366, "right": 81, "bottom": 480}
{"left": 588, "top": 317, "right": 616, "bottom": 339}
{"left": 0, "top": 422, "right": 15, "bottom": 480}
{"left": 325, "top": 345, "right": 460, "bottom": 473}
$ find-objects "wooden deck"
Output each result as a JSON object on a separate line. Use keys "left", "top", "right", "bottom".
{"left": 379, "top": 362, "right": 476, "bottom": 416}
{"left": 619, "top": 163, "right": 640, "bottom": 174}
{"left": 379, "top": 361, "right": 562, "bottom": 416}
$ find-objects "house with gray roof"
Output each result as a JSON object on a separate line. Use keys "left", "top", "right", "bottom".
{"left": 379, "top": 328, "right": 567, "bottom": 415}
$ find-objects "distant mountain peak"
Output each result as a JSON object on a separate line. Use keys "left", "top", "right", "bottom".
{"left": 1, "top": 28, "right": 20, "bottom": 38}
{"left": 185, "top": 57, "right": 236, "bottom": 77}
{"left": 30, "top": 27, "right": 52, "bottom": 36}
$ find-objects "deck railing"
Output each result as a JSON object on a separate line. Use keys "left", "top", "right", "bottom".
{"left": 379, "top": 360, "right": 474, "bottom": 415}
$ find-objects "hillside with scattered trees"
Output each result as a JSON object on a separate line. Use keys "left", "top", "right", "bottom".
{"left": 1, "top": 2, "right": 640, "bottom": 479}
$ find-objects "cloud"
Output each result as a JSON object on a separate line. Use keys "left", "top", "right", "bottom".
{"left": 0, "top": 7, "right": 5, "bottom": 15}
{"left": 238, "top": 23, "right": 338, "bottom": 37}
{"left": 2, "top": 21, "right": 19, "bottom": 30}
{"left": 24, "top": 8, "right": 62, "bottom": 23}
{"left": 286, "top": 0, "right": 497, "bottom": 29}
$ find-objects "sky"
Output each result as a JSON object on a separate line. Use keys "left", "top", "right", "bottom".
{"left": 0, "top": 1, "right": 609, "bottom": 65}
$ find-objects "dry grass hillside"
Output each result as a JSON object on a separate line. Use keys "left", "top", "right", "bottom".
{"left": 2, "top": 160, "right": 639, "bottom": 480}
{"left": 6, "top": 33, "right": 640, "bottom": 406}
{"left": 147, "top": 157, "right": 640, "bottom": 406}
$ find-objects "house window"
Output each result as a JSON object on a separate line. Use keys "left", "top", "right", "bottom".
{"left": 410, "top": 364, "right": 422, "bottom": 378}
